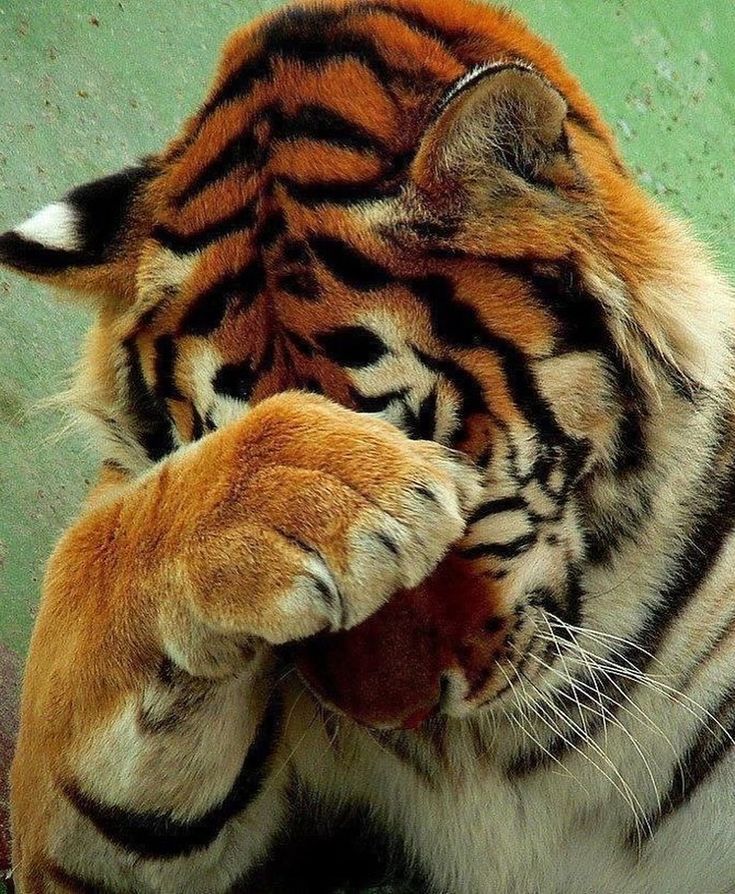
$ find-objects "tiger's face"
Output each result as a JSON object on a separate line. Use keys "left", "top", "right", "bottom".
{"left": 1, "top": 0, "right": 719, "bottom": 719}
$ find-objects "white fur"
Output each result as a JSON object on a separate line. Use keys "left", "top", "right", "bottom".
{"left": 16, "top": 201, "right": 80, "bottom": 250}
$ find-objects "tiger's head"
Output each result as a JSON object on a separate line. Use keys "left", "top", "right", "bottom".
{"left": 2, "top": 0, "right": 732, "bottom": 725}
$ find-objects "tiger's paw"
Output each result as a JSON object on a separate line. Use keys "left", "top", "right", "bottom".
{"left": 175, "top": 392, "right": 483, "bottom": 647}
{"left": 273, "top": 452, "right": 481, "bottom": 641}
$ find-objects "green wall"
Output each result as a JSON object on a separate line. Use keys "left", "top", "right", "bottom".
{"left": 1, "top": 0, "right": 733, "bottom": 657}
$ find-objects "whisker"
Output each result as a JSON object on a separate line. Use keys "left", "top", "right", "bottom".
{"left": 510, "top": 664, "right": 646, "bottom": 819}
{"left": 543, "top": 623, "right": 735, "bottom": 748}
{"left": 530, "top": 635, "right": 681, "bottom": 768}
{"left": 271, "top": 663, "right": 297, "bottom": 692}
{"left": 496, "top": 661, "right": 588, "bottom": 792}
{"left": 512, "top": 642, "right": 664, "bottom": 814}
{"left": 542, "top": 623, "right": 683, "bottom": 760}
{"left": 512, "top": 658, "right": 650, "bottom": 838}
{"left": 550, "top": 617, "right": 665, "bottom": 669}
{"left": 542, "top": 615, "right": 591, "bottom": 737}
{"left": 538, "top": 631, "right": 687, "bottom": 793}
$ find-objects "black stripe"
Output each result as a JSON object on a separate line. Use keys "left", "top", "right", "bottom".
{"left": 256, "top": 208, "right": 287, "bottom": 249}
{"left": 152, "top": 201, "right": 257, "bottom": 254}
{"left": 174, "top": 100, "right": 387, "bottom": 211}
{"left": 627, "top": 453, "right": 735, "bottom": 663}
{"left": 179, "top": 257, "right": 265, "bottom": 336}
{"left": 137, "top": 662, "right": 210, "bottom": 735}
{"left": 278, "top": 270, "right": 321, "bottom": 300}
{"left": 1, "top": 165, "right": 153, "bottom": 274}
{"left": 353, "top": 1, "right": 468, "bottom": 48}
{"left": 179, "top": 12, "right": 411, "bottom": 207}
{"left": 563, "top": 567, "right": 584, "bottom": 628}
{"left": 275, "top": 139, "right": 411, "bottom": 211}
{"left": 69, "top": 165, "right": 154, "bottom": 258}
{"left": 467, "top": 496, "right": 528, "bottom": 526}
{"left": 309, "top": 235, "right": 393, "bottom": 291}
{"left": 302, "top": 378, "right": 324, "bottom": 395}
{"left": 64, "top": 695, "right": 282, "bottom": 860}
{"left": 190, "top": 407, "right": 204, "bottom": 441}
{"left": 349, "top": 386, "right": 408, "bottom": 413}
{"left": 199, "top": 7, "right": 348, "bottom": 118}
{"left": 411, "top": 346, "right": 489, "bottom": 447}
{"left": 316, "top": 325, "right": 390, "bottom": 368}
{"left": 279, "top": 173, "right": 400, "bottom": 207}
{"left": 374, "top": 531, "right": 400, "bottom": 557}
{"left": 461, "top": 532, "right": 537, "bottom": 561}
{"left": 203, "top": 9, "right": 414, "bottom": 125}
{"left": 179, "top": 278, "right": 234, "bottom": 336}
{"left": 416, "top": 387, "right": 439, "bottom": 441}
{"left": 153, "top": 335, "right": 184, "bottom": 401}
{"left": 0, "top": 231, "right": 89, "bottom": 274}
{"left": 401, "top": 403, "right": 422, "bottom": 440}
{"left": 513, "top": 261, "right": 650, "bottom": 476}
{"left": 582, "top": 484, "right": 651, "bottom": 567}
{"left": 635, "top": 685, "right": 735, "bottom": 844}
{"left": 271, "top": 102, "right": 387, "bottom": 155}
{"left": 172, "top": 132, "right": 261, "bottom": 209}
{"left": 282, "top": 238, "right": 310, "bottom": 265}
{"left": 239, "top": 787, "right": 429, "bottom": 893}
{"left": 212, "top": 360, "right": 256, "bottom": 401}
{"left": 101, "top": 457, "right": 131, "bottom": 477}
{"left": 122, "top": 339, "right": 175, "bottom": 462}
{"left": 410, "top": 274, "right": 570, "bottom": 450}
{"left": 413, "top": 483, "right": 440, "bottom": 505}
{"left": 199, "top": 53, "right": 274, "bottom": 125}
{"left": 284, "top": 329, "right": 316, "bottom": 358}
{"left": 411, "top": 347, "right": 486, "bottom": 416}
{"left": 641, "top": 333, "right": 700, "bottom": 402}
{"left": 256, "top": 336, "right": 277, "bottom": 377}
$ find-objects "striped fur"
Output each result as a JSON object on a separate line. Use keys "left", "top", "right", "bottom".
{"left": 2, "top": 0, "right": 735, "bottom": 891}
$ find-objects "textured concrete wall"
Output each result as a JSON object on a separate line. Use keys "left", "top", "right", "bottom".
{"left": 0, "top": 5, "right": 732, "bottom": 875}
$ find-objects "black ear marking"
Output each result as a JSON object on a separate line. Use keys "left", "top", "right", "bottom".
{"left": 0, "top": 229, "right": 87, "bottom": 276}
{"left": 0, "top": 162, "right": 152, "bottom": 278}
{"left": 68, "top": 165, "right": 153, "bottom": 261}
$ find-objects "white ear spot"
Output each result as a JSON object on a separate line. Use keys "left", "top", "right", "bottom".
{"left": 15, "top": 202, "right": 80, "bottom": 251}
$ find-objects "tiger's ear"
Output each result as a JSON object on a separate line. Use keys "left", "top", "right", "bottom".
{"left": 411, "top": 63, "right": 586, "bottom": 254}
{"left": 0, "top": 164, "right": 153, "bottom": 310}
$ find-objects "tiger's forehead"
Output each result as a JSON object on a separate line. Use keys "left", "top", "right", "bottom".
{"left": 113, "top": 0, "right": 595, "bottom": 456}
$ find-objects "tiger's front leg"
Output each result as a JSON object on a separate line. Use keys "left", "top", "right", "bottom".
{"left": 10, "top": 392, "right": 480, "bottom": 893}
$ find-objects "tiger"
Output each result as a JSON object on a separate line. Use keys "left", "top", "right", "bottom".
{"left": 2, "top": 0, "right": 734, "bottom": 891}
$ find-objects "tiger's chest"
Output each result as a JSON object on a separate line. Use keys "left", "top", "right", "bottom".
{"left": 285, "top": 681, "right": 735, "bottom": 894}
